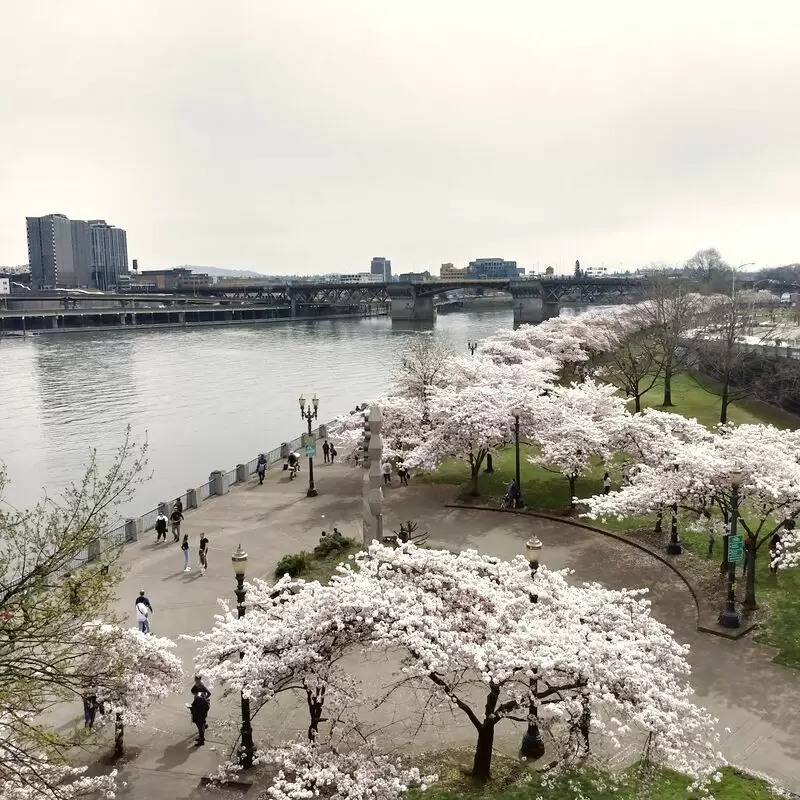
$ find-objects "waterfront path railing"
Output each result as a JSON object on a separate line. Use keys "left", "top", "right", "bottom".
{"left": 54, "top": 420, "right": 334, "bottom": 580}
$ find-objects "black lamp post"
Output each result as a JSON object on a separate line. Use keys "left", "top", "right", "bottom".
{"left": 666, "top": 462, "right": 682, "bottom": 555}
{"left": 520, "top": 536, "right": 545, "bottom": 759}
{"left": 467, "top": 340, "right": 478, "bottom": 355}
{"left": 232, "top": 544, "right": 255, "bottom": 767}
{"left": 720, "top": 469, "right": 743, "bottom": 629}
{"left": 299, "top": 394, "right": 319, "bottom": 498}
{"left": 511, "top": 407, "right": 524, "bottom": 508}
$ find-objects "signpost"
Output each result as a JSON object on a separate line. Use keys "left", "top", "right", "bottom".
{"left": 727, "top": 533, "right": 744, "bottom": 563}
{"left": 304, "top": 443, "right": 316, "bottom": 458}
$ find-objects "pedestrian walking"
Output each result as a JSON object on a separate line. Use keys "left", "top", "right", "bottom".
{"left": 707, "top": 529, "right": 715, "bottom": 556}
{"left": 329, "top": 443, "right": 337, "bottom": 463}
{"left": 82, "top": 688, "right": 98, "bottom": 729}
{"left": 602, "top": 472, "right": 612, "bottom": 495}
{"left": 170, "top": 507, "right": 185, "bottom": 542}
{"left": 181, "top": 534, "right": 191, "bottom": 572}
{"left": 397, "top": 463, "right": 409, "bottom": 486}
{"left": 189, "top": 677, "right": 210, "bottom": 746}
{"left": 174, "top": 497, "right": 183, "bottom": 515}
{"left": 322, "top": 440, "right": 330, "bottom": 464}
{"left": 256, "top": 454, "right": 267, "bottom": 485}
{"left": 135, "top": 589, "right": 152, "bottom": 612}
{"left": 199, "top": 534, "right": 209, "bottom": 575}
{"left": 382, "top": 461, "right": 392, "bottom": 485}
{"left": 135, "top": 598, "right": 151, "bottom": 634}
{"left": 155, "top": 512, "right": 168, "bottom": 543}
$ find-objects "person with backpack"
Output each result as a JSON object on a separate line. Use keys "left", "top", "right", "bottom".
{"left": 181, "top": 534, "right": 191, "bottom": 572}
{"left": 155, "top": 512, "right": 168, "bottom": 543}
{"left": 256, "top": 454, "right": 267, "bottom": 484}
{"left": 170, "top": 506, "right": 185, "bottom": 542}
{"left": 329, "top": 443, "right": 337, "bottom": 463}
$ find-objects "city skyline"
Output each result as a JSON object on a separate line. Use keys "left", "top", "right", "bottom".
{"left": 2, "top": 2, "right": 799, "bottom": 274}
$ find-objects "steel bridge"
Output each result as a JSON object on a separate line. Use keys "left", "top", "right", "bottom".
{"left": 2, "top": 276, "right": 648, "bottom": 327}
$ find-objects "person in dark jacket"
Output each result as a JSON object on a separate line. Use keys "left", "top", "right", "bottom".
{"left": 190, "top": 691, "right": 209, "bottom": 745}
{"left": 329, "top": 443, "right": 337, "bottom": 463}
{"left": 170, "top": 507, "right": 185, "bottom": 542}
{"left": 322, "top": 440, "right": 330, "bottom": 464}
{"left": 256, "top": 454, "right": 267, "bottom": 484}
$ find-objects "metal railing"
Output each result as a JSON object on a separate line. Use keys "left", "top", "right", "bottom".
{"left": 54, "top": 420, "right": 335, "bottom": 579}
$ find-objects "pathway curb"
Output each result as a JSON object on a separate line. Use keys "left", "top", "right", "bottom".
{"left": 445, "top": 502, "right": 757, "bottom": 641}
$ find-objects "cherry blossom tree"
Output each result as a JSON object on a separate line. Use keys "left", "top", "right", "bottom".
{"left": 196, "top": 542, "right": 722, "bottom": 788}
{"left": 191, "top": 575, "right": 369, "bottom": 744}
{"left": 80, "top": 623, "right": 184, "bottom": 756}
{"left": 583, "top": 424, "right": 800, "bottom": 609}
{"left": 527, "top": 380, "right": 630, "bottom": 508}
{"left": 336, "top": 543, "right": 721, "bottom": 784}
{"left": 0, "top": 711, "right": 117, "bottom": 800}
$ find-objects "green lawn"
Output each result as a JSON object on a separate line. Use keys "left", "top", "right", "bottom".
{"left": 419, "top": 372, "right": 800, "bottom": 666}
{"left": 272, "top": 536, "right": 360, "bottom": 583}
{"left": 409, "top": 761, "right": 781, "bottom": 800}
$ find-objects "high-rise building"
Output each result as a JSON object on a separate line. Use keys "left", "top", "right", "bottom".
{"left": 26, "top": 213, "right": 129, "bottom": 289}
{"left": 370, "top": 257, "right": 392, "bottom": 282}
{"left": 26, "top": 214, "right": 76, "bottom": 289}
{"left": 70, "top": 219, "right": 92, "bottom": 287}
{"left": 88, "top": 220, "right": 129, "bottom": 290}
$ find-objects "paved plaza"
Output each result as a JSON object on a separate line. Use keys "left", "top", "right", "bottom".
{"left": 50, "top": 461, "right": 800, "bottom": 797}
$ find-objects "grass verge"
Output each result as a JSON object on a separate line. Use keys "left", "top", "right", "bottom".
{"left": 273, "top": 535, "right": 360, "bottom": 583}
{"left": 408, "top": 753, "right": 784, "bottom": 800}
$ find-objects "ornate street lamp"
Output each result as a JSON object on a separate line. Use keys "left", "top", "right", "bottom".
{"left": 520, "top": 535, "right": 545, "bottom": 760}
{"left": 666, "top": 462, "right": 682, "bottom": 555}
{"left": 720, "top": 469, "right": 743, "bottom": 628}
{"left": 231, "top": 544, "right": 254, "bottom": 767}
{"left": 467, "top": 340, "right": 478, "bottom": 355}
{"left": 510, "top": 406, "right": 524, "bottom": 508}
{"left": 299, "top": 394, "right": 319, "bottom": 497}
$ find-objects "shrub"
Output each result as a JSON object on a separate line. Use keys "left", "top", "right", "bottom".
{"left": 313, "top": 533, "right": 357, "bottom": 558}
{"left": 274, "top": 552, "right": 310, "bottom": 578}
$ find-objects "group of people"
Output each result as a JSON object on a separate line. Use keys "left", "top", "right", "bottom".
{"left": 154, "top": 499, "right": 209, "bottom": 575}
{"left": 321, "top": 440, "right": 338, "bottom": 463}
{"left": 382, "top": 460, "right": 409, "bottom": 486}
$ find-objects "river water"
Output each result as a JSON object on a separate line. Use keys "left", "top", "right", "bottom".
{"left": 0, "top": 309, "right": 526, "bottom": 515}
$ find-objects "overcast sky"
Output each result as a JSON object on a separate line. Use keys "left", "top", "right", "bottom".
{"left": 1, "top": 1, "right": 798, "bottom": 275}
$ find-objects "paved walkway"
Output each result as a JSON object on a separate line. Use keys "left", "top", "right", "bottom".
{"left": 53, "top": 462, "right": 800, "bottom": 795}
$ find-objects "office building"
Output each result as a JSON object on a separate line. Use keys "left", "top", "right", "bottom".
{"left": 26, "top": 214, "right": 76, "bottom": 288}
{"left": 396, "top": 270, "right": 432, "bottom": 282}
{"left": 370, "top": 257, "right": 392, "bottom": 282}
{"left": 467, "top": 258, "right": 521, "bottom": 279}
{"left": 25, "top": 213, "right": 129, "bottom": 289}
{"left": 88, "top": 220, "right": 129, "bottom": 291}
{"left": 440, "top": 263, "right": 468, "bottom": 280}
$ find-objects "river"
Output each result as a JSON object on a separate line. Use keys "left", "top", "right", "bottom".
{"left": 0, "top": 309, "right": 531, "bottom": 516}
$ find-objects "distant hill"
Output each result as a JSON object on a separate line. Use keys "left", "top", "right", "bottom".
{"left": 174, "top": 265, "right": 267, "bottom": 279}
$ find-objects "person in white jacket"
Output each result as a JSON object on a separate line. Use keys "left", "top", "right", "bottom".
{"left": 135, "top": 600, "right": 151, "bottom": 634}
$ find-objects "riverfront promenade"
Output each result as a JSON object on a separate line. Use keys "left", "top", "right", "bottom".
{"left": 50, "top": 462, "right": 800, "bottom": 797}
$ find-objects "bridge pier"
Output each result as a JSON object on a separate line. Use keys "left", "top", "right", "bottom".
{"left": 390, "top": 293, "right": 435, "bottom": 322}
{"left": 512, "top": 297, "right": 560, "bottom": 328}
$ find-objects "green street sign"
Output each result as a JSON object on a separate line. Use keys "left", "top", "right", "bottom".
{"left": 728, "top": 534, "right": 744, "bottom": 563}
{"left": 304, "top": 444, "right": 316, "bottom": 458}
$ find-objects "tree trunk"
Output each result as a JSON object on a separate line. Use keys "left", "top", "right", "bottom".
{"left": 634, "top": 394, "right": 642, "bottom": 413}
{"left": 469, "top": 464, "right": 480, "bottom": 496}
{"left": 663, "top": 362, "right": 673, "bottom": 406}
{"left": 744, "top": 548, "right": 758, "bottom": 610}
{"left": 654, "top": 505, "right": 663, "bottom": 534}
{"left": 568, "top": 474, "right": 577, "bottom": 510}
{"left": 471, "top": 724, "right": 496, "bottom": 784}
{"left": 114, "top": 712, "right": 124, "bottom": 757}
{"left": 720, "top": 377, "right": 730, "bottom": 424}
